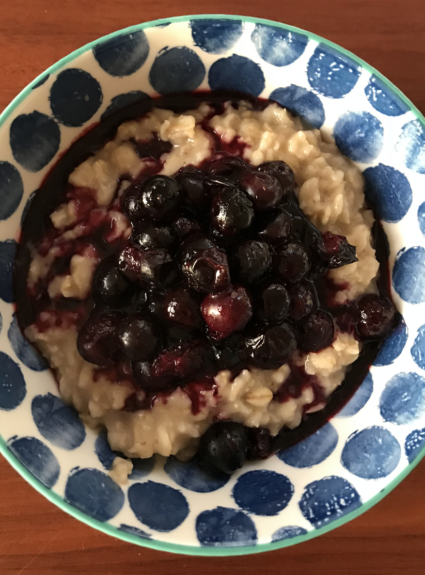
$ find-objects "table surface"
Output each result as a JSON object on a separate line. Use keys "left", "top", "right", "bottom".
{"left": 1, "top": 0, "right": 424, "bottom": 573}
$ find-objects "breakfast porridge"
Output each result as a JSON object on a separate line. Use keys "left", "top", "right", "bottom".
{"left": 17, "top": 96, "right": 397, "bottom": 478}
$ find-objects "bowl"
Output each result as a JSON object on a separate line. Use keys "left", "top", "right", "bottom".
{"left": 0, "top": 14, "right": 425, "bottom": 556}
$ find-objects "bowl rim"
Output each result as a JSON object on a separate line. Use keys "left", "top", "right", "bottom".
{"left": 1, "top": 13, "right": 425, "bottom": 557}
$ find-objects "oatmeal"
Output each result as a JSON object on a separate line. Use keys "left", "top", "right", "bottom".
{"left": 19, "top": 97, "right": 397, "bottom": 476}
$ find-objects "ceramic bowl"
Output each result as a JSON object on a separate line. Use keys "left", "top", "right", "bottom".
{"left": 0, "top": 15, "right": 424, "bottom": 556}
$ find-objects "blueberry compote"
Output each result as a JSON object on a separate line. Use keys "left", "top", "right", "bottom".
{"left": 15, "top": 92, "right": 399, "bottom": 478}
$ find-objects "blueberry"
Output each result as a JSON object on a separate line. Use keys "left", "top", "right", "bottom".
{"left": 316, "top": 231, "right": 357, "bottom": 269}
{"left": 245, "top": 323, "right": 296, "bottom": 369}
{"left": 288, "top": 281, "right": 318, "bottom": 321}
{"left": 92, "top": 255, "right": 135, "bottom": 307}
{"left": 241, "top": 171, "right": 283, "bottom": 210}
{"left": 116, "top": 314, "right": 161, "bottom": 361}
{"left": 297, "top": 310, "right": 335, "bottom": 352}
{"left": 257, "top": 161, "right": 295, "bottom": 196}
{"left": 164, "top": 287, "right": 203, "bottom": 328}
{"left": 172, "top": 215, "right": 202, "bottom": 239}
{"left": 255, "top": 281, "right": 290, "bottom": 324}
{"left": 232, "top": 240, "right": 272, "bottom": 284}
{"left": 246, "top": 427, "right": 273, "bottom": 460}
{"left": 121, "top": 181, "right": 144, "bottom": 222}
{"left": 132, "top": 360, "right": 176, "bottom": 393}
{"left": 201, "top": 286, "right": 253, "bottom": 340}
{"left": 139, "top": 175, "right": 183, "bottom": 222}
{"left": 211, "top": 188, "right": 254, "bottom": 236}
{"left": 276, "top": 242, "right": 310, "bottom": 283}
{"left": 132, "top": 220, "right": 177, "bottom": 252}
{"left": 213, "top": 333, "right": 245, "bottom": 371}
{"left": 117, "top": 245, "right": 144, "bottom": 284}
{"left": 205, "top": 156, "right": 251, "bottom": 180}
{"left": 175, "top": 166, "right": 211, "bottom": 212}
{"left": 77, "top": 311, "right": 122, "bottom": 365}
{"left": 257, "top": 209, "right": 292, "bottom": 244}
{"left": 152, "top": 341, "right": 215, "bottom": 381}
{"left": 180, "top": 238, "right": 230, "bottom": 294}
{"left": 357, "top": 295, "right": 397, "bottom": 339}
{"left": 198, "top": 421, "right": 248, "bottom": 477}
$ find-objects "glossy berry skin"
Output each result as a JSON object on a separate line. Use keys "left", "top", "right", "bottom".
{"left": 172, "top": 216, "right": 201, "bottom": 239}
{"left": 232, "top": 240, "right": 272, "bottom": 284}
{"left": 92, "top": 255, "right": 135, "bottom": 307}
{"left": 288, "top": 281, "right": 318, "bottom": 321}
{"left": 213, "top": 333, "right": 245, "bottom": 371}
{"left": 211, "top": 188, "right": 254, "bottom": 236}
{"left": 180, "top": 243, "right": 230, "bottom": 294}
{"left": 197, "top": 421, "right": 248, "bottom": 477}
{"left": 139, "top": 175, "right": 183, "bottom": 222}
{"left": 316, "top": 231, "right": 358, "bottom": 269}
{"left": 117, "top": 245, "right": 144, "bottom": 284}
{"left": 77, "top": 310, "right": 122, "bottom": 366}
{"left": 257, "top": 209, "right": 292, "bottom": 244}
{"left": 256, "top": 282, "right": 290, "bottom": 324}
{"left": 297, "top": 310, "right": 335, "bottom": 352}
{"left": 241, "top": 171, "right": 283, "bottom": 210}
{"left": 246, "top": 427, "right": 272, "bottom": 460}
{"left": 121, "top": 181, "right": 144, "bottom": 222}
{"left": 132, "top": 220, "right": 177, "bottom": 252}
{"left": 257, "top": 160, "right": 295, "bottom": 196}
{"left": 205, "top": 156, "right": 250, "bottom": 180}
{"left": 201, "top": 286, "right": 253, "bottom": 340}
{"left": 357, "top": 294, "right": 396, "bottom": 339}
{"left": 152, "top": 341, "right": 215, "bottom": 381}
{"left": 118, "top": 246, "right": 177, "bottom": 287}
{"left": 175, "top": 167, "right": 210, "bottom": 213}
{"left": 132, "top": 360, "right": 176, "bottom": 393}
{"left": 245, "top": 323, "right": 296, "bottom": 369}
{"left": 276, "top": 242, "right": 310, "bottom": 283}
{"left": 164, "top": 287, "right": 203, "bottom": 328}
{"left": 116, "top": 313, "right": 160, "bottom": 361}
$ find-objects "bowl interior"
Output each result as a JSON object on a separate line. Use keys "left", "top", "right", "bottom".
{"left": 0, "top": 15, "right": 425, "bottom": 556}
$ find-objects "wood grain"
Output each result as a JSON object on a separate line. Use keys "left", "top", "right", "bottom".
{"left": 0, "top": 0, "right": 424, "bottom": 573}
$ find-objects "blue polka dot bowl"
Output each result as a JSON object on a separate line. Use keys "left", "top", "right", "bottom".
{"left": 0, "top": 14, "right": 425, "bottom": 556}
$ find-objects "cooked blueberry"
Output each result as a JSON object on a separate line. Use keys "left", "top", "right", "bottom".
{"left": 139, "top": 175, "right": 183, "bottom": 222}
{"left": 116, "top": 314, "right": 160, "bottom": 361}
{"left": 132, "top": 220, "right": 177, "bottom": 252}
{"left": 257, "top": 160, "right": 295, "bottom": 196}
{"left": 205, "top": 156, "right": 250, "bottom": 180}
{"left": 232, "top": 240, "right": 272, "bottom": 284}
{"left": 246, "top": 427, "right": 273, "bottom": 460}
{"left": 164, "top": 287, "right": 203, "bottom": 328}
{"left": 121, "top": 181, "right": 144, "bottom": 222}
{"left": 179, "top": 233, "right": 215, "bottom": 256}
{"left": 257, "top": 209, "right": 292, "bottom": 244}
{"left": 139, "top": 248, "right": 178, "bottom": 287}
{"left": 316, "top": 231, "right": 358, "bottom": 269}
{"left": 152, "top": 341, "right": 215, "bottom": 381}
{"left": 297, "top": 310, "right": 334, "bottom": 352}
{"left": 172, "top": 215, "right": 202, "bottom": 239}
{"left": 197, "top": 421, "right": 248, "bottom": 477}
{"left": 245, "top": 323, "right": 296, "bottom": 369}
{"left": 211, "top": 188, "right": 254, "bottom": 236}
{"left": 256, "top": 282, "right": 290, "bottom": 324}
{"left": 77, "top": 310, "right": 122, "bottom": 366}
{"left": 165, "top": 325, "right": 199, "bottom": 347}
{"left": 175, "top": 166, "right": 211, "bottom": 212}
{"left": 276, "top": 242, "right": 310, "bottom": 283}
{"left": 335, "top": 305, "right": 359, "bottom": 334}
{"left": 288, "top": 281, "right": 318, "bottom": 321}
{"left": 213, "top": 333, "right": 245, "bottom": 371}
{"left": 201, "top": 286, "right": 253, "bottom": 340}
{"left": 180, "top": 244, "right": 230, "bottom": 294}
{"left": 117, "top": 245, "right": 144, "bottom": 284}
{"left": 132, "top": 360, "right": 176, "bottom": 393}
{"left": 147, "top": 291, "right": 165, "bottom": 320}
{"left": 132, "top": 135, "right": 172, "bottom": 160}
{"left": 92, "top": 255, "right": 135, "bottom": 307}
{"left": 241, "top": 171, "right": 283, "bottom": 210}
{"left": 357, "top": 294, "right": 397, "bottom": 339}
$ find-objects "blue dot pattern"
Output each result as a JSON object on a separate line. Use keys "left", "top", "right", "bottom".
{"left": 374, "top": 318, "right": 408, "bottom": 367}
{"left": 101, "top": 91, "right": 150, "bottom": 120}
{"left": 270, "top": 85, "right": 325, "bottom": 128}
{"left": 364, "top": 75, "right": 409, "bottom": 116}
{"left": 418, "top": 202, "right": 425, "bottom": 237}
{"left": 380, "top": 372, "right": 425, "bottom": 424}
{"left": 363, "top": 164, "right": 412, "bottom": 224}
{"left": 277, "top": 423, "right": 338, "bottom": 468}
{"left": 271, "top": 526, "right": 308, "bottom": 542}
{"left": 232, "top": 470, "right": 293, "bottom": 516}
{"left": 299, "top": 476, "right": 361, "bottom": 528}
{"left": 393, "top": 247, "right": 425, "bottom": 304}
{"left": 0, "top": 351, "right": 26, "bottom": 410}
{"left": 50, "top": 69, "right": 103, "bottom": 127}
{"left": 32, "top": 393, "right": 86, "bottom": 450}
{"left": 341, "top": 426, "right": 401, "bottom": 479}
{"left": 196, "top": 507, "right": 257, "bottom": 547}
{"left": 405, "top": 428, "right": 425, "bottom": 463}
{"left": 164, "top": 456, "right": 229, "bottom": 493}
{"left": 209, "top": 55, "right": 265, "bottom": 97}
{"left": 307, "top": 45, "right": 361, "bottom": 98}
{"left": 334, "top": 112, "right": 384, "bottom": 163}
{"left": 10, "top": 112, "right": 60, "bottom": 172}
{"left": 20, "top": 190, "right": 37, "bottom": 225}
{"left": 8, "top": 313, "right": 47, "bottom": 371}
{"left": 411, "top": 323, "right": 425, "bottom": 370}
{"left": 118, "top": 524, "right": 151, "bottom": 539}
{"left": 149, "top": 47, "right": 205, "bottom": 95}
{"left": 251, "top": 25, "right": 308, "bottom": 67}
{"left": 0, "top": 240, "right": 17, "bottom": 303}
{"left": 0, "top": 162, "right": 23, "bottom": 221}
{"left": 128, "top": 481, "right": 189, "bottom": 532}
{"left": 93, "top": 30, "right": 149, "bottom": 77}
{"left": 337, "top": 373, "right": 374, "bottom": 417}
{"left": 396, "top": 120, "right": 425, "bottom": 174}
{"left": 8, "top": 436, "right": 59, "bottom": 488}
{"left": 190, "top": 19, "right": 243, "bottom": 54}
{"left": 65, "top": 468, "right": 124, "bottom": 522}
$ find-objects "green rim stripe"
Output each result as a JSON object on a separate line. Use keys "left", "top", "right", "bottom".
{"left": 1, "top": 14, "right": 424, "bottom": 557}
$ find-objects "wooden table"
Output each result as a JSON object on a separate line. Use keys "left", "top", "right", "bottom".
{"left": 0, "top": 1, "right": 424, "bottom": 573}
